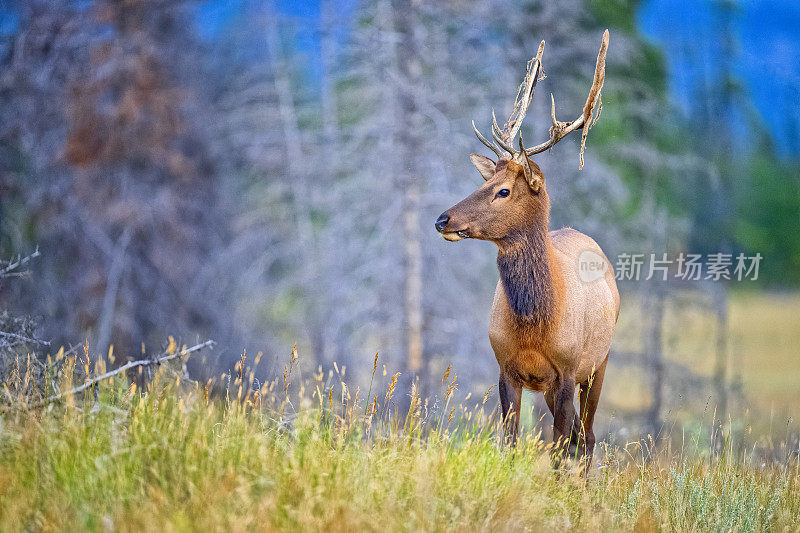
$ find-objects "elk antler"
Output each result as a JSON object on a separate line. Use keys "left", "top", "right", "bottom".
{"left": 472, "top": 30, "right": 610, "bottom": 170}
{"left": 473, "top": 40, "right": 545, "bottom": 158}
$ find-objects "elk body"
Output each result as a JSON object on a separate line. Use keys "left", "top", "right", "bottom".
{"left": 435, "top": 31, "right": 619, "bottom": 462}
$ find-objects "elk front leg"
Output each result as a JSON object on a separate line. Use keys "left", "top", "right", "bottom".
{"left": 544, "top": 389, "right": 581, "bottom": 453}
{"left": 498, "top": 372, "right": 522, "bottom": 447}
{"left": 578, "top": 353, "right": 609, "bottom": 462}
{"left": 551, "top": 376, "right": 577, "bottom": 459}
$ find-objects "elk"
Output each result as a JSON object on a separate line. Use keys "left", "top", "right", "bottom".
{"left": 435, "top": 31, "right": 619, "bottom": 463}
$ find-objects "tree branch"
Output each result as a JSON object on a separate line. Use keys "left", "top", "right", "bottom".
{"left": 3, "top": 340, "right": 215, "bottom": 411}
{"left": 0, "top": 246, "right": 41, "bottom": 279}
{"left": 0, "top": 330, "right": 51, "bottom": 346}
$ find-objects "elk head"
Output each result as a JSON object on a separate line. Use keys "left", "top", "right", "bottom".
{"left": 435, "top": 30, "right": 609, "bottom": 245}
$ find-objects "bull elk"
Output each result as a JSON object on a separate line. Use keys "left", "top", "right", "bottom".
{"left": 435, "top": 31, "right": 619, "bottom": 463}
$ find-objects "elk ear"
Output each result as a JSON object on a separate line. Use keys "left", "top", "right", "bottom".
{"left": 470, "top": 154, "right": 496, "bottom": 181}
{"left": 521, "top": 152, "right": 544, "bottom": 192}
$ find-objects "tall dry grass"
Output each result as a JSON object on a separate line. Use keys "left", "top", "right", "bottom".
{"left": 0, "top": 343, "right": 798, "bottom": 531}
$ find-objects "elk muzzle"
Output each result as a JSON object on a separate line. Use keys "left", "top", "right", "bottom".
{"left": 435, "top": 211, "right": 470, "bottom": 242}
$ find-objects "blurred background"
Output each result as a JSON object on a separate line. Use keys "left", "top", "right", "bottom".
{"left": 1, "top": 0, "right": 798, "bottom": 444}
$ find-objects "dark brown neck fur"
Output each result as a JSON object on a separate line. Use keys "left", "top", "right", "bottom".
{"left": 496, "top": 214, "right": 554, "bottom": 339}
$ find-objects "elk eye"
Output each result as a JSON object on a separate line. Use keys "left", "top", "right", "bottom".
{"left": 495, "top": 189, "right": 510, "bottom": 199}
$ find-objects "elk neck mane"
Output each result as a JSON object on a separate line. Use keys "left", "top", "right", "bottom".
{"left": 496, "top": 220, "right": 556, "bottom": 339}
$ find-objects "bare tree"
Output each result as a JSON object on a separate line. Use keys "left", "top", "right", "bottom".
{"left": 0, "top": 0, "right": 227, "bottom": 361}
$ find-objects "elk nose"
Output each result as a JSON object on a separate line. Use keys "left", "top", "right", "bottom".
{"left": 435, "top": 213, "right": 450, "bottom": 233}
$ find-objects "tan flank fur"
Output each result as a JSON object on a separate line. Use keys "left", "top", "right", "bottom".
{"left": 435, "top": 31, "right": 619, "bottom": 463}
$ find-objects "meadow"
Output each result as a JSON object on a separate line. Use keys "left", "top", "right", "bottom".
{"left": 603, "top": 290, "right": 800, "bottom": 428}
{"left": 0, "top": 326, "right": 799, "bottom": 532}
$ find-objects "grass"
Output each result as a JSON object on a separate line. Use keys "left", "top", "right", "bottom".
{"left": 0, "top": 346, "right": 798, "bottom": 531}
{"left": 728, "top": 291, "right": 800, "bottom": 412}
{"left": 606, "top": 290, "right": 800, "bottom": 419}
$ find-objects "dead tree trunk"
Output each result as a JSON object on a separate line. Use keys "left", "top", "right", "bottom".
{"left": 96, "top": 227, "right": 132, "bottom": 354}
{"left": 264, "top": 2, "right": 325, "bottom": 367}
{"left": 318, "top": 0, "right": 340, "bottom": 367}
{"left": 644, "top": 284, "right": 665, "bottom": 438}
{"left": 712, "top": 283, "right": 728, "bottom": 450}
{"left": 642, "top": 175, "right": 665, "bottom": 438}
{"left": 393, "top": 0, "right": 425, "bottom": 404}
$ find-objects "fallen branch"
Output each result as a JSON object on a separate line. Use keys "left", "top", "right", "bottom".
{"left": 3, "top": 339, "right": 215, "bottom": 411}
{"left": 0, "top": 246, "right": 41, "bottom": 278}
{"left": 0, "top": 330, "right": 51, "bottom": 346}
